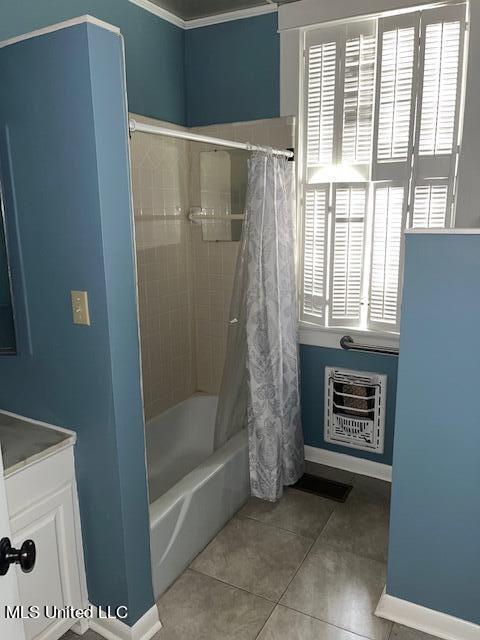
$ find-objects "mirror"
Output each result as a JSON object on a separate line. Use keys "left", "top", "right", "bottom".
{"left": 0, "top": 190, "right": 16, "bottom": 354}
{"left": 199, "top": 148, "right": 248, "bottom": 242}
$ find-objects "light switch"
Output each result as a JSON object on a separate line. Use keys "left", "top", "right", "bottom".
{"left": 71, "top": 291, "right": 91, "bottom": 326}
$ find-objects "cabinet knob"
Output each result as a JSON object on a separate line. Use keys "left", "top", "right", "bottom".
{"left": 0, "top": 537, "right": 36, "bottom": 576}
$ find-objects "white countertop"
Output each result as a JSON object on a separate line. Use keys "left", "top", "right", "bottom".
{"left": 0, "top": 411, "right": 76, "bottom": 477}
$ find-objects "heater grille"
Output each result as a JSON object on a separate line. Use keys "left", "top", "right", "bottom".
{"left": 325, "top": 367, "right": 386, "bottom": 453}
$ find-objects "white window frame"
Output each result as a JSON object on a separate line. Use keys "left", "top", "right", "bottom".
{"left": 280, "top": 0, "right": 471, "bottom": 349}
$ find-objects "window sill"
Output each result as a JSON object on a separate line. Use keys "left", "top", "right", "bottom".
{"left": 298, "top": 323, "right": 400, "bottom": 350}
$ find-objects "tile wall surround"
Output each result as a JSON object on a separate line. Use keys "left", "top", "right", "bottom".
{"left": 190, "top": 118, "right": 295, "bottom": 393}
{"left": 130, "top": 114, "right": 195, "bottom": 420}
{"left": 129, "top": 113, "right": 295, "bottom": 418}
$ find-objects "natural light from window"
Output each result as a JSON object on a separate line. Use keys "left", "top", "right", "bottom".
{"left": 299, "top": 3, "right": 467, "bottom": 336}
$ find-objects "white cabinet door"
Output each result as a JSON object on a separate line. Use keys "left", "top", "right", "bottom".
{"left": 0, "top": 445, "right": 26, "bottom": 640}
{"left": 8, "top": 451, "right": 85, "bottom": 640}
{"left": 11, "top": 485, "right": 82, "bottom": 640}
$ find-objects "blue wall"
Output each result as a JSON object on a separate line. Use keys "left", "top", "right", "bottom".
{"left": 0, "top": 0, "right": 186, "bottom": 125}
{"left": 1, "top": 4, "right": 281, "bottom": 128}
{"left": 185, "top": 13, "right": 279, "bottom": 126}
{"left": 0, "top": 221, "right": 15, "bottom": 350}
{"left": 387, "top": 233, "right": 480, "bottom": 624}
{"left": 0, "top": 23, "right": 153, "bottom": 625}
{"left": 300, "top": 345, "right": 398, "bottom": 466}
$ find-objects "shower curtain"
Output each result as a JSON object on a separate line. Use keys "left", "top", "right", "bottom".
{"left": 214, "top": 151, "right": 304, "bottom": 502}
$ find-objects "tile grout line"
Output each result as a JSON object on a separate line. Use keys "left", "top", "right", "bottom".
{"left": 273, "top": 600, "right": 390, "bottom": 640}
{"left": 254, "top": 606, "right": 277, "bottom": 639}
{"left": 264, "top": 494, "right": 391, "bottom": 640}
{"left": 229, "top": 513, "right": 314, "bottom": 543}
{"left": 248, "top": 486, "right": 356, "bottom": 613}
{"left": 184, "top": 498, "right": 339, "bottom": 637}
{"left": 238, "top": 478, "right": 352, "bottom": 540}
{"left": 164, "top": 478, "right": 391, "bottom": 638}
{"left": 237, "top": 511, "right": 331, "bottom": 540}
{"left": 253, "top": 529, "right": 319, "bottom": 640}
{"left": 386, "top": 621, "right": 396, "bottom": 640}
{"left": 275, "top": 534, "right": 317, "bottom": 603}
{"left": 308, "top": 537, "right": 389, "bottom": 568}
{"left": 188, "top": 567, "right": 278, "bottom": 605}
{"left": 275, "top": 535, "right": 391, "bottom": 637}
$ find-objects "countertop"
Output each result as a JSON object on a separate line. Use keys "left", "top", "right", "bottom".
{"left": 0, "top": 411, "right": 76, "bottom": 477}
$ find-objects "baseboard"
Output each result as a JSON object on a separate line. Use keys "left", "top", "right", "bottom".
{"left": 304, "top": 445, "right": 392, "bottom": 482}
{"left": 376, "top": 588, "right": 480, "bottom": 640}
{"left": 89, "top": 604, "right": 161, "bottom": 640}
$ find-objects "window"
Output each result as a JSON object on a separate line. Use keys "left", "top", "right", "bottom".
{"left": 300, "top": 4, "right": 467, "bottom": 334}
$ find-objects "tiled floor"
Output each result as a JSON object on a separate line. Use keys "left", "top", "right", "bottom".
{"left": 62, "top": 465, "right": 441, "bottom": 640}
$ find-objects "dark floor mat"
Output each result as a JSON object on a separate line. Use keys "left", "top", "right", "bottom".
{"left": 293, "top": 472, "right": 352, "bottom": 503}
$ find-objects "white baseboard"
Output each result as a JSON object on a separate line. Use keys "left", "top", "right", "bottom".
{"left": 70, "top": 619, "right": 90, "bottom": 635}
{"left": 376, "top": 588, "right": 480, "bottom": 640}
{"left": 89, "top": 605, "right": 162, "bottom": 640}
{"left": 305, "top": 445, "right": 392, "bottom": 482}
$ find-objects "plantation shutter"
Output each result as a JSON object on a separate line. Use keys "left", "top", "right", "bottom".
{"left": 341, "top": 21, "right": 377, "bottom": 175}
{"left": 372, "top": 13, "right": 419, "bottom": 180}
{"left": 300, "top": 4, "right": 467, "bottom": 335}
{"left": 415, "top": 5, "right": 465, "bottom": 171}
{"left": 410, "top": 4, "right": 466, "bottom": 227}
{"left": 328, "top": 185, "right": 368, "bottom": 327}
{"left": 304, "top": 28, "right": 341, "bottom": 176}
{"left": 411, "top": 180, "right": 451, "bottom": 228}
{"left": 301, "top": 185, "right": 330, "bottom": 322}
{"left": 368, "top": 184, "right": 408, "bottom": 331}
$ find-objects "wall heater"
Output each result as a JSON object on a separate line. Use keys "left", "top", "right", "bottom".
{"left": 325, "top": 367, "right": 386, "bottom": 453}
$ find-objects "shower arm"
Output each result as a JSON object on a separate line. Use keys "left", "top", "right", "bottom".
{"left": 340, "top": 335, "right": 399, "bottom": 356}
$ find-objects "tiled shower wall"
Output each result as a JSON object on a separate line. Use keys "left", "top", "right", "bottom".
{"left": 130, "top": 115, "right": 196, "bottom": 420}
{"left": 130, "top": 114, "right": 295, "bottom": 418}
{"left": 190, "top": 118, "right": 295, "bottom": 393}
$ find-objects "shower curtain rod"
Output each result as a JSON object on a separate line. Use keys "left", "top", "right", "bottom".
{"left": 129, "top": 119, "right": 294, "bottom": 159}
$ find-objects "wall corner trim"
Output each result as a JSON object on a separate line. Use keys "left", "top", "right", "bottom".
{"left": 375, "top": 588, "right": 480, "bottom": 640}
{"left": 89, "top": 605, "right": 161, "bottom": 640}
{"left": 0, "top": 15, "right": 119, "bottom": 49}
{"left": 305, "top": 445, "right": 392, "bottom": 482}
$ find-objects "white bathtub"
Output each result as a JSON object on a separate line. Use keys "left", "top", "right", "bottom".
{"left": 146, "top": 394, "right": 249, "bottom": 598}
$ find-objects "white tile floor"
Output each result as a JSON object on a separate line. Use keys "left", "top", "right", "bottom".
{"left": 62, "top": 464, "right": 442, "bottom": 640}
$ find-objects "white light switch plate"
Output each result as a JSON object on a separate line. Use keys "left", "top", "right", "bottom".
{"left": 71, "top": 291, "right": 90, "bottom": 326}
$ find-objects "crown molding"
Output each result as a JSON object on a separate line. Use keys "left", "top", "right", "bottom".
{"left": 184, "top": 4, "right": 278, "bottom": 29}
{"left": 128, "top": 0, "right": 278, "bottom": 30}
{"left": 0, "top": 15, "right": 119, "bottom": 49}
{"left": 128, "top": 0, "right": 185, "bottom": 28}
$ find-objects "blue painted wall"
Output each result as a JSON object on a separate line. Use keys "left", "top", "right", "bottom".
{"left": 0, "top": 23, "right": 153, "bottom": 625}
{"left": 387, "top": 233, "right": 480, "bottom": 624}
{"left": 0, "top": 221, "right": 15, "bottom": 349}
{"left": 1, "top": 3, "right": 281, "bottom": 127}
{"left": 0, "top": 0, "right": 186, "bottom": 125}
{"left": 185, "top": 13, "right": 279, "bottom": 126}
{"left": 300, "top": 345, "right": 398, "bottom": 466}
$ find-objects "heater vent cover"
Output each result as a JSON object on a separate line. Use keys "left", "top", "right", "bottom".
{"left": 325, "top": 366, "right": 386, "bottom": 453}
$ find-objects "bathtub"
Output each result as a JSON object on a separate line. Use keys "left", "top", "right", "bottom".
{"left": 146, "top": 394, "right": 249, "bottom": 598}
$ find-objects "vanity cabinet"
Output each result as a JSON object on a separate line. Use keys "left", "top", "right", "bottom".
{"left": 2, "top": 418, "right": 87, "bottom": 640}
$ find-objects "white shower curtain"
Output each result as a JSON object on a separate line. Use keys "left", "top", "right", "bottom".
{"left": 214, "top": 151, "right": 304, "bottom": 502}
